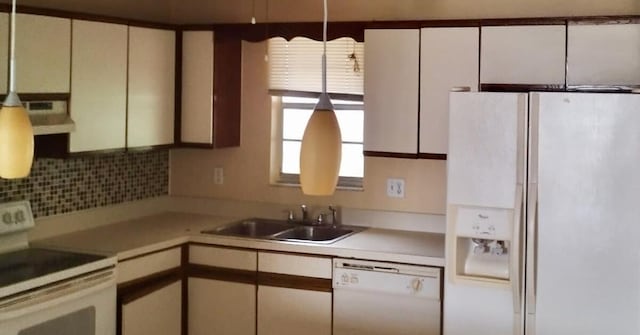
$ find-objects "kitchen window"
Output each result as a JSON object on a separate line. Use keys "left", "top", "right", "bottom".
{"left": 269, "top": 37, "right": 365, "bottom": 188}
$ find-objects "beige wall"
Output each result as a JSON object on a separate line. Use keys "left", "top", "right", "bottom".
{"left": 170, "top": 41, "right": 447, "bottom": 215}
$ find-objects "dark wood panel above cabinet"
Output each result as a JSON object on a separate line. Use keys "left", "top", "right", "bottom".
{"left": 213, "top": 33, "right": 242, "bottom": 148}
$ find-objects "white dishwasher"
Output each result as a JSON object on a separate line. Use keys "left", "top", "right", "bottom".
{"left": 333, "top": 258, "right": 442, "bottom": 335}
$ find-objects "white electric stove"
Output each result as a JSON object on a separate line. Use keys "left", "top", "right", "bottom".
{"left": 0, "top": 201, "right": 117, "bottom": 335}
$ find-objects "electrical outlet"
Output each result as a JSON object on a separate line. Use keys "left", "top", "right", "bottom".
{"left": 386, "top": 178, "right": 405, "bottom": 198}
{"left": 214, "top": 167, "right": 224, "bottom": 185}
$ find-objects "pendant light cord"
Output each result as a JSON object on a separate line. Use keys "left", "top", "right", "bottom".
{"left": 9, "top": 0, "right": 16, "bottom": 93}
{"left": 322, "top": 0, "right": 327, "bottom": 95}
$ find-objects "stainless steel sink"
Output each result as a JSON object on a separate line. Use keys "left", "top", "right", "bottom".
{"left": 202, "top": 218, "right": 296, "bottom": 238}
{"left": 272, "top": 226, "right": 358, "bottom": 244}
{"left": 202, "top": 217, "right": 364, "bottom": 244}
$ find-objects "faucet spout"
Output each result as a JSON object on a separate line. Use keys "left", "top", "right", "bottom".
{"left": 300, "top": 204, "right": 309, "bottom": 222}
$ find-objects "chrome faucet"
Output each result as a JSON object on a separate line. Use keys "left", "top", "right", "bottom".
{"left": 329, "top": 205, "right": 339, "bottom": 226}
{"left": 300, "top": 204, "right": 309, "bottom": 222}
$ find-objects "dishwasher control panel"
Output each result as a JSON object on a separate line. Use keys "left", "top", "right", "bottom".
{"left": 333, "top": 259, "right": 441, "bottom": 300}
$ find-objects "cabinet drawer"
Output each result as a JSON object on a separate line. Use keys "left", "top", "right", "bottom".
{"left": 258, "top": 252, "right": 331, "bottom": 279}
{"left": 118, "top": 247, "right": 181, "bottom": 284}
{"left": 190, "top": 245, "right": 257, "bottom": 271}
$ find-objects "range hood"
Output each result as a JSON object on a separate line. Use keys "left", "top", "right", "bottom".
{"left": 24, "top": 100, "right": 75, "bottom": 135}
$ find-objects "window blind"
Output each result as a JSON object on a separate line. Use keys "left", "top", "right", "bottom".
{"left": 268, "top": 37, "right": 364, "bottom": 95}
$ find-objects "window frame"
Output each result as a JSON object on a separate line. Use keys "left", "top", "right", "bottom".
{"left": 272, "top": 92, "right": 364, "bottom": 190}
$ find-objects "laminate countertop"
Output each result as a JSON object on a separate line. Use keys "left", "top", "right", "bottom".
{"left": 34, "top": 212, "right": 445, "bottom": 267}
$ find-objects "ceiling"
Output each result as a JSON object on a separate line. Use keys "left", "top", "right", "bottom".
{"left": 0, "top": 0, "right": 638, "bottom": 24}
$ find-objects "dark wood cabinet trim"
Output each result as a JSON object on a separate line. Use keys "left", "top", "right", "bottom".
{"left": 177, "top": 142, "right": 215, "bottom": 149}
{"left": 480, "top": 83, "right": 566, "bottom": 92}
{"left": 363, "top": 151, "right": 418, "bottom": 159}
{"left": 174, "top": 28, "right": 184, "bottom": 146}
{"left": 257, "top": 272, "right": 332, "bottom": 293}
{"left": 417, "top": 153, "right": 447, "bottom": 160}
{"left": 188, "top": 264, "right": 257, "bottom": 285}
{"left": 181, "top": 245, "right": 189, "bottom": 335}
{"left": 212, "top": 32, "right": 242, "bottom": 148}
{"left": 566, "top": 85, "right": 640, "bottom": 93}
{"left": 481, "top": 83, "right": 640, "bottom": 93}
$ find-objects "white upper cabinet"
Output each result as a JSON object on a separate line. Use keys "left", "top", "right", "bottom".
{"left": 567, "top": 24, "right": 640, "bottom": 86}
{"left": 420, "top": 27, "right": 479, "bottom": 155}
{"left": 480, "top": 25, "right": 566, "bottom": 85}
{"left": 0, "top": 14, "right": 8, "bottom": 94}
{"left": 70, "top": 20, "right": 128, "bottom": 153}
{"left": 181, "top": 30, "right": 214, "bottom": 145}
{"left": 364, "top": 29, "right": 420, "bottom": 154}
{"left": 127, "top": 26, "right": 176, "bottom": 148}
{"left": 15, "top": 14, "right": 71, "bottom": 93}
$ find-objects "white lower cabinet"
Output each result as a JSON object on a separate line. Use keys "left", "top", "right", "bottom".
{"left": 117, "top": 247, "right": 183, "bottom": 335}
{"left": 188, "top": 245, "right": 257, "bottom": 335}
{"left": 122, "top": 281, "right": 182, "bottom": 335}
{"left": 257, "top": 251, "right": 333, "bottom": 335}
{"left": 189, "top": 278, "right": 256, "bottom": 335}
{"left": 257, "top": 286, "right": 332, "bottom": 335}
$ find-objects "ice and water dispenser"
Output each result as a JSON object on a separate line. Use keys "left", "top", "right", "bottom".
{"left": 448, "top": 204, "right": 517, "bottom": 283}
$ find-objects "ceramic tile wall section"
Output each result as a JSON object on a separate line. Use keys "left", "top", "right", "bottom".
{"left": 0, "top": 151, "right": 169, "bottom": 218}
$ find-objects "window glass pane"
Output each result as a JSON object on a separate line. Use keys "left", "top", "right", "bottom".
{"left": 282, "top": 140, "right": 301, "bottom": 174}
{"left": 336, "top": 110, "right": 364, "bottom": 142}
{"left": 282, "top": 109, "right": 312, "bottom": 140}
{"left": 339, "top": 144, "right": 364, "bottom": 178}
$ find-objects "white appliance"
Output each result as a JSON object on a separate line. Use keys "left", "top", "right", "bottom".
{"left": 0, "top": 201, "right": 117, "bottom": 335}
{"left": 444, "top": 91, "right": 640, "bottom": 335}
{"left": 333, "top": 258, "right": 442, "bottom": 335}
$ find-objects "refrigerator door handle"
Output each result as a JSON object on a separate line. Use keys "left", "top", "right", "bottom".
{"left": 511, "top": 184, "right": 524, "bottom": 314}
{"left": 526, "top": 184, "right": 538, "bottom": 315}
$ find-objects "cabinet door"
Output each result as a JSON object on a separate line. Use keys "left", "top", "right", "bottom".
{"left": 189, "top": 278, "right": 255, "bottom": 335}
{"left": 0, "top": 13, "right": 8, "bottom": 95}
{"left": 128, "top": 26, "right": 176, "bottom": 148}
{"left": 121, "top": 280, "right": 182, "bottom": 335}
{"left": 364, "top": 29, "right": 419, "bottom": 154}
{"left": 258, "top": 286, "right": 331, "bottom": 335}
{"left": 420, "top": 27, "right": 479, "bottom": 156}
{"left": 480, "top": 25, "right": 566, "bottom": 85}
{"left": 181, "top": 31, "right": 214, "bottom": 145}
{"left": 15, "top": 14, "right": 71, "bottom": 93}
{"left": 567, "top": 24, "right": 640, "bottom": 86}
{"left": 70, "top": 20, "right": 128, "bottom": 152}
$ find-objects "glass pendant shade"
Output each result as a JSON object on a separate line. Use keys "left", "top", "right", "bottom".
{"left": 0, "top": 96, "right": 34, "bottom": 179}
{"left": 0, "top": 0, "right": 34, "bottom": 179}
{"left": 299, "top": 98, "right": 342, "bottom": 196}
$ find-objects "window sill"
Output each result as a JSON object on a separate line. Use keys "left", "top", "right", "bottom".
{"left": 270, "top": 181, "right": 364, "bottom": 192}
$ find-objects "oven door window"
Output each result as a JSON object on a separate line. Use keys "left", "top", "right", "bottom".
{"left": 19, "top": 307, "right": 95, "bottom": 335}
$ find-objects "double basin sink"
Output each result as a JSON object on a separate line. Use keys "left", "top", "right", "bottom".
{"left": 202, "top": 218, "right": 363, "bottom": 244}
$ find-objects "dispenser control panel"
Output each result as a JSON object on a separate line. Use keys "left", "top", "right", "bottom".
{"left": 455, "top": 206, "right": 512, "bottom": 240}
{"left": 0, "top": 201, "right": 34, "bottom": 235}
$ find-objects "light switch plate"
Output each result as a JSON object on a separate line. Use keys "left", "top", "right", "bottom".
{"left": 214, "top": 167, "right": 224, "bottom": 185}
{"left": 386, "top": 178, "right": 405, "bottom": 198}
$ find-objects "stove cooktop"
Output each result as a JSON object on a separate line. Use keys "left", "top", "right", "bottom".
{"left": 0, "top": 248, "right": 106, "bottom": 289}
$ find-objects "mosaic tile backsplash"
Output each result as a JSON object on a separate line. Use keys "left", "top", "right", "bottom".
{"left": 0, "top": 150, "right": 169, "bottom": 218}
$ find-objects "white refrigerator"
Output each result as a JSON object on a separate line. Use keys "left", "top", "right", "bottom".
{"left": 444, "top": 91, "right": 640, "bottom": 335}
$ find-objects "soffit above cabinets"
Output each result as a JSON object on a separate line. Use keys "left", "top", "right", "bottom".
{"left": 0, "top": 0, "right": 638, "bottom": 25}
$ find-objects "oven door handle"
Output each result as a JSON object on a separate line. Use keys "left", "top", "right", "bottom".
{"left": 0, "top": 268, "right": 116, "bottom": 320}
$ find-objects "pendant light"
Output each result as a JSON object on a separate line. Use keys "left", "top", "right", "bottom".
{"left": 299, "top": 0, "right": 342, "bottom": 196}
{"left": 0, "top": 0, "right": 33, "bottom": 179}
